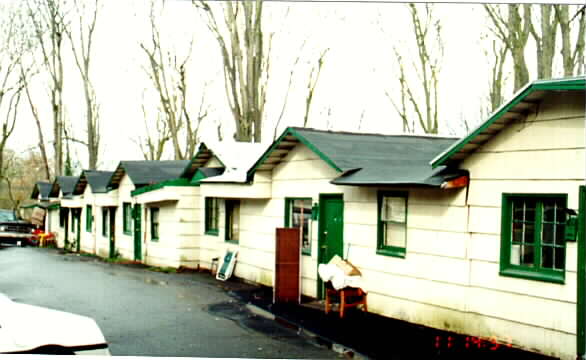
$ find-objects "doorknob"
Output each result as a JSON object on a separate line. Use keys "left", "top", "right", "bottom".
{"left": 324, "top": 231, "right": 328, "bottom": 235}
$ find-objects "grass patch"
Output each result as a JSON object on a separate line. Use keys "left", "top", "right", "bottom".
{"left": 148, "top": 266, "right": 177, "bottom": 273}
{"left": 104, "top": 256, "right": 125, "bottom": 263}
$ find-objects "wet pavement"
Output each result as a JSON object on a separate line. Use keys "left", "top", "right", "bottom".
{"left": 226, "top": 281, "right": 559, "bottom": 360}
{"left": 0, "top": 246, "right": 340, "bottom": 358}
{"left": 1, "top": 245, "right": 560, "bottom": 359}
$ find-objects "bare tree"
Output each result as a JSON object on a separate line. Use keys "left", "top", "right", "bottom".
{"left": 142, "top": 0, "right": 207, "bottom": 159}
{"left": 195, "top": 0, "right": 270, "bottom": 142}
{"left": 134, "top": 100, "right": 171, "bottom": 161}
{"left": 485, "top": 4, "right": 532, "bottom": 92}
{"left": 0, "top": 4, "right": 34, "bottom": 181}
{"left": 303, "top": 48, "right": 329, "bottom": 128}
{"left": 529, "top": 5, "right": 557, "bottom": 80}
{"left": 21, "top": 65, "right": 51, "bottom": 180}
{"left": 387, "top": 4, "right": 442, "bottom": 134}
{"left": 63, "top": 0, "right": 101, "bottom": 169}
{"left": 485, "top": 38, "right": 508, "bottom": 112}
{"left": 27, "top": 0, "right": 68, "bottom": 176}
{"left": 556, "top": 5, "right": 586, "bottom": 76}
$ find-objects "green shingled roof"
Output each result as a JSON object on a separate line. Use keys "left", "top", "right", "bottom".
{"left": 31, "top": 181, "right": 52, "bottom": 200}
{"left": 107, "top": 160, "right": 190, "bottom": 190}
{"left": 73, "top": 170, "right": 114, "bottom": 195}
{"left": 248, "top": 127, "right": 461, "bottom": 186}
{"left": 49, "top": 176, "right": 80, "bottom": 197}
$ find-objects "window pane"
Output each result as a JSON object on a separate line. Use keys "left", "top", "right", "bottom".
{"left": 542, "top": 223, "right": 554, "bottom": 244}
{"left": 382, "top": 197, "right": 405, "bottom": 223}
{"left": 543, "top": 199, "right": 565, "bottom": 223}
{"left": 524, "top": 223, "right": 535, "bottom": 244}
{"left": 554, "top": 248, "right": 565, "bottom": 270}
{"left": 511, "top": 244, "right": 521, "bottom": 265}
{"left": 291, "top": 199, "right": 312, "bottom": 252}
{"left": 512, "top": 222, "right": 524, "bottom": 243}
{"left": 542, "top": 245, "right": 553, "bottom": 268}
{"left": 384, "top": 222, "right": 406, "bottom": 248}
{"left": 524, "top": 200, "right": 536, "bottom": 222}
{"left": 521, "top": 244, "right": 534, "bottom": 267}
{"left": 555, "top": 224, "right": 565, "bottom": 246}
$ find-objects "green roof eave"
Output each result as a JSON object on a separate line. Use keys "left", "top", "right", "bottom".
{"left": 246, "top": 127, "right": 342, "bottom": 179}
{"left": 430, "top": 76, "right": 586, "bottom": 168}
{"left": 180, "top": 143, "right": 225, "bottom": 179}
{"left": 130, "top": 178, "right": 196, "bottom": 197}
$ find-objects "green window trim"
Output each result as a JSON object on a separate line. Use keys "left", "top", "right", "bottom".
{"left": 500, "top": 193, "right": 568, "bottom": 284}
{"left": 85, "top": 205, "right": 92, "bottom": 232}
{"left": 225, "top": 199, "right": 240, "bottom": 244}
{"left": 285, "top": 197, "right": 313, "bottom": 255}
{"left": 101, "top": 208, "right": 109, "bottom": 237}
{"left": 151, "top": 207, "right": 159, "bottom": 241}
{"left": 377, "top": 191, "right": 408, "bottom": 258}
{"left": 205, "top": 198, "right": 219, "bottom": 236}
{"left": 123, "top": 202, "right": 132, "bottom": 235}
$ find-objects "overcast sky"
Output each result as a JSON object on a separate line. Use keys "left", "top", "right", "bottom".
{"left": 7, "top": 0, "right": 582, "bottom": 172}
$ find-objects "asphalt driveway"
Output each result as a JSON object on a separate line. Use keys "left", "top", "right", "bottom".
{"left": 0, "top": 246, "right": 340, "bottom": 358}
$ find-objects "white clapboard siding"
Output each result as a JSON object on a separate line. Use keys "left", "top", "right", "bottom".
{"left": 470, "top": 260, "right": 576, "bottom": 302}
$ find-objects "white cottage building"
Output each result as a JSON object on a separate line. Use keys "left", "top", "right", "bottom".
{"left": 199, "top": 76, "right": 585, "bottom": 360}
{"left": 105, "top": 160, "right": 190, "bottom": 262}
{"left": 132, "top": 142, "right": 266, "bottom": 269}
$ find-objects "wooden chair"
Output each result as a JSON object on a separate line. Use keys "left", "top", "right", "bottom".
{"left": 324, "top": 282, "right": 367, "bottom": 318}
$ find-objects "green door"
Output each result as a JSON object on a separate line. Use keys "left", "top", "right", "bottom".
{"left": 109, "top": 207, "right": 116, "bottom": 258}
{"left": 577, "top": 185, "right": 585, "bottom": 357}
{"left": 317, "top": 194, "right": 344, "bottom": 299}
{"left": 133, "top": 204, "right": 142, "bottom": 261}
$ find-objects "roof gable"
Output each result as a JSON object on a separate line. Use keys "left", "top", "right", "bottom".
{"left": 248, "top": 127, "right": 458, "bottom": 186}
{"left": 31, "top": 181, "right": 52, "bottom": 200}
{"left": 180, "top": 142, "right": 223, "bottom": 179}
{"left": 73, "top": 170, "right": 114, "bottom": 195}
{"left": 49, "top": 176, "right": 79, "bottom": 197}
{"left": 431, "top": 76, "right": 586, "bottom": 168}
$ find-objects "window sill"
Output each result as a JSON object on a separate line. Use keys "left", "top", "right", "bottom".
{"left": 123, "top": 231, "right": 132, "bottom": 236}
{"left": 151, "top": 238, "right": 159, "bottom": 242}
{"left": 205, "top": 230, "right": 219, "bottom": 236}
{"left": 225, "top": 239, "right": 239, "bottom": 245}
{"left": 499, "top": 267, "right": 565, "bottom": 284}
{"left": 302, "top": 250, "right": 311, "bottom": 256}
{"left": 377, "top": 247, "right": 406, "bottom": 259}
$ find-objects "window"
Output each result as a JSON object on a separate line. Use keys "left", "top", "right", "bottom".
{"left": 151, "top": 208, "right": 159, "bottom": 241}
{"left": 377, "top": 191, "right": 407, "bottom": 258}
{"left": 86, "top": 205, "right": 92, "bottom": 232}
{"left": 102, "top": 208, "right": 109, "bottom": 237}
{"left": 123, "top": 203, "right": 132, "bottom": 234}
{"left": 285, "top": 198, "right": 312, "bottom": 255}
{"left": 500, "top": 194, "right": 568, "bottom": 283}
{"left": 205, "top": 198, "right": 219, "bottom": 235}
{"left": 225, "top": 200, "right": 240, "bottom": 243}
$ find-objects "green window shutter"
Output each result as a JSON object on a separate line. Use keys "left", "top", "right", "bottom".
{"left": 205, "top": 198, "right": 219, "bottom": 235}
{"left": 151, "top": 208, "right": 159, "bottom": 241}
{"left": 86, "top": 205, "right": 92, "bottom": 232}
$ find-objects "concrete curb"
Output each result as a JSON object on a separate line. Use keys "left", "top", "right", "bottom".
{"left": 246, "top": 303, "right": 371, "bottom": 360}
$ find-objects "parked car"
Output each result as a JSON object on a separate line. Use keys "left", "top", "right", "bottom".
{"left": 0, "top": 293, "right": 111, "bottom": 355}
{"left": 0, "top": 209, "right": 35, "bottom": 247}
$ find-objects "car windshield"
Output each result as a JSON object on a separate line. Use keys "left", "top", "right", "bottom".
{"left": 0, "top": 210, "right": 17, "bottom": 222}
